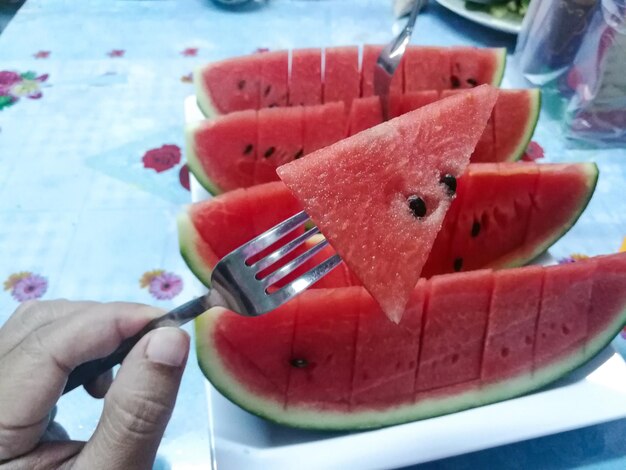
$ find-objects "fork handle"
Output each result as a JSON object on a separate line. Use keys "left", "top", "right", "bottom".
{"left": 62, "top": 294, "right": 214, "bottom": 394}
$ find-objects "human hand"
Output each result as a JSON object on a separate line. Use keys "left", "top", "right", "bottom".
{"left": 0, "top": 299, "right": 190, "bottom": 469}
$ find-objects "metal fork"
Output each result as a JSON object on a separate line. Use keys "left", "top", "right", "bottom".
{"left": 63, "top": 210, "right": 340, "bottom": 394}
{"left": 374, "top": 0, "right": 427, "bottom": 121}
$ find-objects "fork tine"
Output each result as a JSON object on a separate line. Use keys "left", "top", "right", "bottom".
{"left": 270, "top": 254, "right": 343, "bottom": 305}
{"left": 260, "top": 237, "right": 330, "bottom": 288}
{"left": 238, "top": 210, "right": 310, "bottom": 260}
{"left": 253, "top": 225, "right": 321, "bottom": 272}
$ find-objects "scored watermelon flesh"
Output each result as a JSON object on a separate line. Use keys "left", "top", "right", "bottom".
{"left": 361, "top": 44, "right": 403, "bottom": 96}
{"left": 589, "top": 254, "right": 626, "bottom": 338}
{"left": 290, "top": 48, "right": 322, "bottom": 106}
{"left": 255, "top": 106, "right": 304, "bottom": 185}
{"left": 494, "top": 89, "right": 540, "bottom": 162}
{"left": 347, "top": 95, "right": 383, "bottom": 135}
{"left": 404, "top": 47, "right": 451, "bottom": 91}
{"left": 323, "top": 46, "right": 360, "bottom": 109}
{"left": 482, "top": 265, "right": 542, "bottom": 382}
{"left": 303, "top": 102, "right": 347, "bottom": 154}
{"left": 259, "top": 50, "right": 289, "bottom": 108}
{"left": 196, "top": 253, "right": 626, "bottom": 430}
{"left": 416, "top": 270, "right": 492, "bottom": 392}
{"left": 277, "top": 86, "right": 498, "bottom": 322}
{"left": 450, "top": 46, "right": 504, "bottom": 88}
{"left": 535, "top": 260, "right": 596, "bottom": 367}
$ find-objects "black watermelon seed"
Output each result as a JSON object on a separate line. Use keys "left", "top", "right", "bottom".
{"left": 243, "top": 144, "right": 253, "bottom": 155}
{"left": 453, "top": 257, "right": 463, "bottom": 272}
{"left": 237, "top": 79, "right": 246, "bottom": 90}
{"left": 408, "top": 195, "right": 427, "bottom": 218}
{"left": 294, "top": 148, "right": 304, "bottom": 159}
{"left": 264, "top": 85, "right": 272, "bottom": 97}
{"left": 471, "top": 220, "right": 481, "bottom": 237}
{"left": 269, "top": 103, "right": 278, "bottom": 108}
{"left": 290, "top": 358, "right": 308, "bottom": 368}
{"left": 451, "top": 75, "right": 461, "bottom": 89}
{"left": 264, "top": 146, "right": 275, "bottom": 158}
{"left": 440, "top": 174, "right": 457, "bottom": 196}
{"left": 467, "top": 78, "right": 478, "bottom": 87}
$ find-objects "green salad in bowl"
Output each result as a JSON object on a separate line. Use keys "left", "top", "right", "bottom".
{"left": 465, "top": 0, "right": 530, "bottom": 20}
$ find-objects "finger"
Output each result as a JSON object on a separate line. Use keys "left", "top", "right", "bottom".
{"left": 2, "top": 441, "right": 84, "bottom": 469}
{"left": 76, "top": 327, "right": 189, "bottom": 470}
{"left": 84, "top": 370, "right": 114, "bottom": 399}
{"left": 0, "top": 299, "right": 99, "bottom": 358}
{"left": 0, "top": 302, "right": 162, "bottom": 461}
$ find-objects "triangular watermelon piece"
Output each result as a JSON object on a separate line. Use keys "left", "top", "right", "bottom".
{"left": 277, "top": 85, "right": 498, "bottom": 323}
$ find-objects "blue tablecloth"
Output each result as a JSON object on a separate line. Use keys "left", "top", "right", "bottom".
{"left": 1, "top": 1, "right": 625, "bottom": 468}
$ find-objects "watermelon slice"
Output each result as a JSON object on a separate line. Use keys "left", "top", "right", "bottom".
{"left": 196, "top": 253, "right": 626, "bottom": 430}
{"left": 187, "top": 89, "right": 539, "bottom": 195}
{"left": 194, "top": 46, "right": 506, "bottom": 116}
{"left": 179, "top": 163, "right": 598, "bottom": 287}
{"left": 277, "top": 86, "right": 499, "bottom": 322}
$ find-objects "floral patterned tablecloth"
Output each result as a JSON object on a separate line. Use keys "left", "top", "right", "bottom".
{"left": 1, "top": 1, "right": 625, "bottom": 469}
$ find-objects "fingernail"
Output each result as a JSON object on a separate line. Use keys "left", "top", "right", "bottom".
{"left": 146, "top": 327, "right": 189, "bottom": 367}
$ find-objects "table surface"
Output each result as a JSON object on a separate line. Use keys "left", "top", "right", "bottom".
{"left": 1, "top": 1, "right": 625, "bottom": 469}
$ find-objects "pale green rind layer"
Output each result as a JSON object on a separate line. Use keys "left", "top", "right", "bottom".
{"left": 507, "top": 88, "right": 542, "bottom": 162}
{"left": 491, "top": 48, "right": 507, "bottom": 87}
{"left": 194, "top": 66, "right": 220, "bottom": 119}
{"left": 196, "top": 301, "right": 626, "bottom": 431}
{"left": 495, "top": 162, "right": 598, "bottom": 270}
{"left": 185, "top": 121, "right": 224, "bottom": 196}
{"left": 177, "top": 211, "right": 214, "bottom": 287}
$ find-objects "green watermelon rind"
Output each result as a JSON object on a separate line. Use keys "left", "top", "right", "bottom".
{"left": 505, "top": 88, "right": 542, "bottom": 162}
{"left": 490, "top": 48, "right": 507, "bottom": 88}
{"left": 194, "top": 66, "right": 220, "bottom": 120}
{"left": 177, "top": 210, "right": 214, "bottom": 288}
{"left": 185, "top": 121, "right": 224, "bottom": 196}
{"left": 494, "top": 162, "right": 598, "bottom": 270}
{"left": 195, "top": 301, "right": 626, "bottom": 431}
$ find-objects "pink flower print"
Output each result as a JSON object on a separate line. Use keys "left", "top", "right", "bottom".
{"left": 181, "top": 47, "right": 198, "bottom": 57}
{"left": 140, "top": 270, "right": 183, "bottom": 300}
{"left": 522, "top": 141, "right": 544, "bottom": 162}
{"left": 622, "top": 327, "right": 626, "bottom": 340}
{"left": 179, "top": 164, "right": 190, "bottom": 191}
{"left": 107, "top": 49, "right": 125, "bottom": 58}
{"left": 4, "top": 272, "right": 48, "bottom": 302}
{"left": 34, "top": 51, "right": 50, "bottom": 59}
{"left": 0, "top": 71, "right": 21, "bottom": 87}
{"left": 181, "top": 72, "right": 193, "bottom": 83}
{"left": 254, "top": 47, "right": 270, "bottom": 54}
{"left": 558, "top": 253, "right": 589, "bottom": 264}
{"left": 142, "top": 144, "right": 181, "bottom": 173}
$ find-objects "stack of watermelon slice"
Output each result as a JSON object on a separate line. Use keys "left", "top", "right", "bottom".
{"left": 177, "top": 47, "right": 626, "bottom": 430}
{"left": 188, "top": 46, "right": 540, "bottom": 194}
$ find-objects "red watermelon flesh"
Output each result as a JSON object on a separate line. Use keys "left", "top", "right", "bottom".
{"left": 347, "top": 96, "right": 383, "bottom": 135}
{"left": 259, "top": 50, "right": 289, "bottom": 108}
{"left": 404, "top": 47, "right": 451, "bottom": 92}
{"left": 255, "top": 106, "right": 304, "bottom": 185}
{"left": 589, "top": 254, "right": 626, "bottom": 338}
{"left": 352, "top": 281, "right": 426, "bottom": 407}
{"left": 303, "top": 102, "right": 347, "bottom": 154}
{"left": 448, "top": 163, "right": 540, "bottom": 274}
{"left": 535, "top": 260, "right": 597, "bottom": 367}
{"left": 195, "top": 253, "right": 626, "bottom": 430}
{"left": 214, "top": 300, "right": 298, "bottom": 400}
{"left": 525, "top": 163, "right": 597, "bottom": 257}
{"left": 481, "top": 265, "right": 542, "bottom": 382}
{"left": 289, "top": 48, "right": 322, "bottom": 106}
{"left": 449, "top": 46, "right": 506, "bottom": 89}
{"left": 442, "top": 89, "right": 495, "bottom": 163}
{"left": 286, "top": 287, "right": 361, "bottom": 411}
{"left": 361, "top": 44, "right": 404, "bottom": 97}
{"left": 494, "top": 89, "right": 541, "bottom": 162}
{"left": 187, "top": 110, "right": 256, "bottom": 193}
{"left": 197, "top": 54, "right": 260, "bottom": 115}
{"left": 416, "top": 270, "right": 492, "bottom": 392}
{"left": 278, "top": 86, "right": 498, "bottom": 322}
{"left": 323, "top": 46, "right": 360, "bottom": 109}
{"left": 401, "top": 91, "right": 440, "bottom": 114}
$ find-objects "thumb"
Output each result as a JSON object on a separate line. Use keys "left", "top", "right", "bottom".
{"left": 75, "top": 327, "right": 189, "bottom": 470}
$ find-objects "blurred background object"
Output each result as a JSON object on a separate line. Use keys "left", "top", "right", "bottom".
{"left": 0, "top": 0, "right": 24, "bottom": 33}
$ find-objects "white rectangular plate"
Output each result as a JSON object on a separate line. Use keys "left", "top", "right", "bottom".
{"left": 184, "top": 95, "right": 626, "bottom": 470}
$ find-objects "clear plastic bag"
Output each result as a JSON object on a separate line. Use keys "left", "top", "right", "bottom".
{"left": 566, "top": 0, "right": 626, "bottom": 144}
